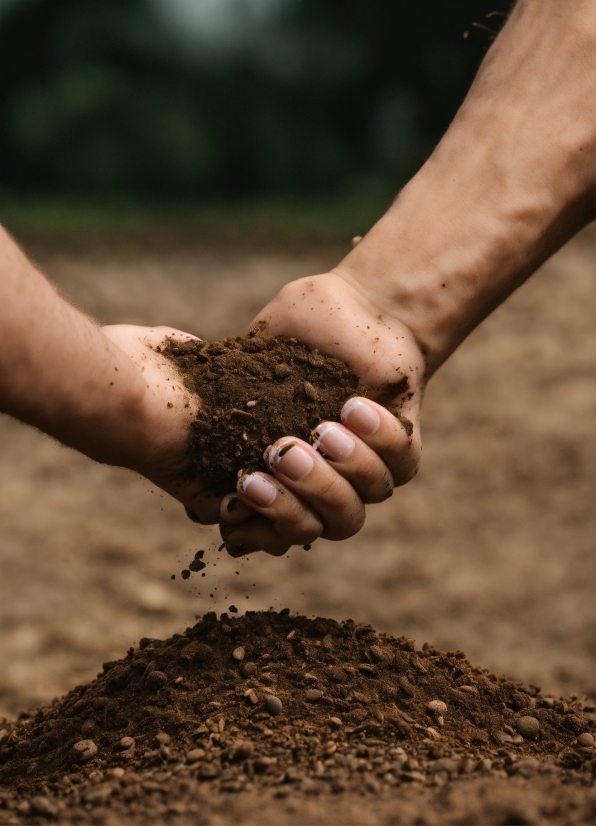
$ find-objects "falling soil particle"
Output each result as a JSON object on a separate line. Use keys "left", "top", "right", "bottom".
{"left": 163, "top": 327, "right": 363, "bottom": 494}
{"left": 0, "top": 611, "right": 593, "bottom": 824}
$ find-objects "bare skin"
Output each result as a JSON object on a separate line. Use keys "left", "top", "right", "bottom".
{"left": 220, "top": 0, "right": 595, "bottom": 555}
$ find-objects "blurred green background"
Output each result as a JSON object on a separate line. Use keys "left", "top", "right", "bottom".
{"left": 0, "top": 0, "right": 510, "bottom": 242}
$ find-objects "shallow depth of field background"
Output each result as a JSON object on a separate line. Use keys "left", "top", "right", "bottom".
{"left": 0, "top": 0, "right": 593, "bottom": 720}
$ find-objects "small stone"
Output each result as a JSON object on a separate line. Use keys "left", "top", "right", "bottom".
{"left": 370, "top": 645, "right": 393, "bottom": 664}
{"left": 232, "top": 646, "right": 246, "bottom": 661}
{"left": 264, "top": 695, "right": 283, "bottom": 716}
{"left": 577, "top": 732, "right": 595, "bottom": 747}
{"left": 118, "top": 736, "right": 135, "bottom": 751}
{"left": 478, "top": 758, "right": 493, "bottom": 772}
{"left": 245, "top": 688, "right": 259, "bottom": 705}
{"left": 274, "top": 363, "right": 292, "bottom": 379}
{"left": 427, "top": 700, "right": 447, "bottom": 716}
{"left": 146, "top": 670, "right": 168, "bottom": 691}
{"left": 305, "top": 689, "right": 323, "bottom": 702}
{"left": 246, "top": 400, "right": 258, "bottom": 408}
{"left": 186, "top": 748, "right": 206, "bottom": 764}
{"left": 303, "top": 381, "right": 318, "bottom": 401}
{"left": 516, "top": 716, "right": 540, "bottom": 739}
{"left": 429, "top": 758, "right": 458, "bottom": 774}
{"left": 426, "top": 727, "right": 441, "bottom": 740}
{"left": 241, "top": 662, "right": 257, "bottom": 677}
{"left": 71, "top": 739, "right": 98, "bottom": 764}
{"left": 327, "top": 717, "right": 343, "bottom": 729}
{"left": 107, "top": 767, "right": 125, "bottom": 779}
{"left": 155, "top": 731, "right": 171, "bottom": 746}
{"left": 29, "top": 796, "right": 59, "bottom": 817}
{"left": 83, "top": 785, "right": 113, "bottom": 806}
{"left": 229, "top": 740, "right": 253, "bottom": 762}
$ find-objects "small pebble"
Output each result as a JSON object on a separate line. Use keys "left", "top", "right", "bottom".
{"left": 155, "top": 731, "right": 171, "bottom": 747}
{"left": 29, "top": 797, "right": 59, "bottom": 818}
{"left": 246, "top": 400, "right": 258, "bottom": 408}
{"left": 274, "top": 363, "right": 292, "bottom": 379}
{"left": 118, "top": 736, "right": 135, "bottom": 751}
{"left": 577, "top": 732, "right": 595, "bottom": 747}
{"left": 186, "top": 748, "right": 206, "bottom": 764}
{"left": 427, "top": 700, "right": 447, "bottom": 716}
{"left": 232, "top": 646, "right": 246, "bottom": 661}
{"left": 303, "top": 381, "right": 318, "bottom": 401}
{"left": 516, "top": 716, "right": 540, "bottom": 739}
{"left": 264, "top": 695, "right": 283, "bottom": 716}
{"left": 305, "top": 689, "right": 323, "bottom": 702}
{"left": 245, "top": 689, "right": 259, "bottom": 705}
{"left": 71, "top": 739, "right": 98, "bottom": 764}
{"left": 241, "top": 662, "right": 257, "bottom": 677}
{"left": 370, "top": 644, "right": 392, "bottom": 664}
{"left": 146, "top": 671, "right": 168, "bottom": 692}
{"left": 327, "top": 716, "right": 343, "bottom": 729}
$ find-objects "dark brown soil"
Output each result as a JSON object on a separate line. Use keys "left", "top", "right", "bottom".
{"left": 0, "top": 611, "right": 593, "bottom": 824}
{"left": 163, "top": 328, "right": 362, "bottom": 494}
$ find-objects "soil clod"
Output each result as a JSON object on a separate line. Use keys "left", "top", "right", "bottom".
{"left": 164, "top": 328, "right": 363, "bottom": 494}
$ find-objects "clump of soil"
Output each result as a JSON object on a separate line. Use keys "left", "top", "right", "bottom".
{"left": 163, "top": 328, "right": 362, "bottom": 494}
{"left": 0, "top": 612, "right": 593, "bottom": 824}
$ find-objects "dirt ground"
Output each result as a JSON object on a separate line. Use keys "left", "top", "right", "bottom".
{"left": 0, "top": 226, "right": 593, "bottom": 734}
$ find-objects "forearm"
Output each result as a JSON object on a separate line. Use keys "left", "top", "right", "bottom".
{"left": 337, "top": 0, "right": 595, "bottom": 375}
{"left": 0, "top": 226, "right": 147, "bottom": 465}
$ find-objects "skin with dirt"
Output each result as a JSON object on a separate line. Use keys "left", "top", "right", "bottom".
{"left": 0, "top": 610, "right": 593, "bottom": 824}
{"left": 162, "top": 327, "right": 363, "bottom": 496}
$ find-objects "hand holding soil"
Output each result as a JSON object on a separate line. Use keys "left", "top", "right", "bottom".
{"left": 218, "top": 273, "right": 425, "bottom": 557}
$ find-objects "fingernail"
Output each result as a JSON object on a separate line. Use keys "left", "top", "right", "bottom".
{"left": 341, "top": 398, "right": 381, "bottom": 436}
{"left": 313, "top": 423, "right": 355, "bottom": 462}
{"left": 269, "top": 442, "right": 314, "bottom": 481}
{"left": 239, "top": 474, "right": 277, "bottom": 507}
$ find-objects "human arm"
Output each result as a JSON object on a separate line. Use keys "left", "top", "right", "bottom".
{"left": 0, "top": 225, "right": 222, "bottom": 520}
{"left": 221, "top": 0, "right": 595, "bottom": 555}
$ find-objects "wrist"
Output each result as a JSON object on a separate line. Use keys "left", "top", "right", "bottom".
{"left": 336, "top": 0, "right": 595, "bottom": 376}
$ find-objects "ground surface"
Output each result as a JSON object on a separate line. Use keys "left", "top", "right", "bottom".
{"left": 0, "top": 227, "right": 593, "bottom": 823}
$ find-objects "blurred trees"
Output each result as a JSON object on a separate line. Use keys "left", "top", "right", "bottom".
{"left": 0, "top": 0, "right": 510, "bottom": 201}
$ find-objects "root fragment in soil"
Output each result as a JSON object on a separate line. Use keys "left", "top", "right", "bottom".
{"left": 0, "top": 611, "right": 593, "bottom": 824}
{"left": 163, "top": 327, "right": 363, "bottom": 495}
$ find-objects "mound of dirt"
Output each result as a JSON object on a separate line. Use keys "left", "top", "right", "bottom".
{"left": 0, "top": 611, "right": 593, "bottom": 824}
{"left": 163, "top": 328, "right": 363, "bottom": 495}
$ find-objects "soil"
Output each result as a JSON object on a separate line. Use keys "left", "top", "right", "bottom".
{"left": 0, "top": 610, "right": 593, "bottom": 824}
{"left": 163, "top": 327, "right": 361, "bottom": 495}
{"left": 0, "top": 229, "right": 593, "bottom": 824}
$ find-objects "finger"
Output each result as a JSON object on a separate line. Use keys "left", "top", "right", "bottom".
{"left": 236, "top": 472, "right": 324, "bottom": 546}
{"left": 266, "top": 440, "right": 366, "bottom": 541}
{"left": 220, "top": 517, "right": 293, "bottom": 558}
{"left": 219, "top": 494, "right": 257, "bottom": 525}
{"left": 311, "top": 422, "right": 394, "bottom": 503}
{"left": 340, "top": 397, "right": 421, "bottom": 486}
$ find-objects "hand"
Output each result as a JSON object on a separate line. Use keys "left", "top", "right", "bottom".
{"left": 219, "top": 270, "right": 426, "bottom": 557}
{"left": 101, "top": 324, "right": 223, "bottom": 524}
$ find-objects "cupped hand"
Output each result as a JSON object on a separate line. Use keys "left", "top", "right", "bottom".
{"left": 102, "top": 324, "right": 223, "bottom": 524}
{"left": 220, "top": 270, "right": 426, "bottom": 557}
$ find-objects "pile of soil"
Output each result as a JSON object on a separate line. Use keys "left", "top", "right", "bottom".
{"left": 163, "top": 328, "right": 363, "bottom": 494}
{"left": 0, "top": 611, "right": 593, "bottom": 825}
